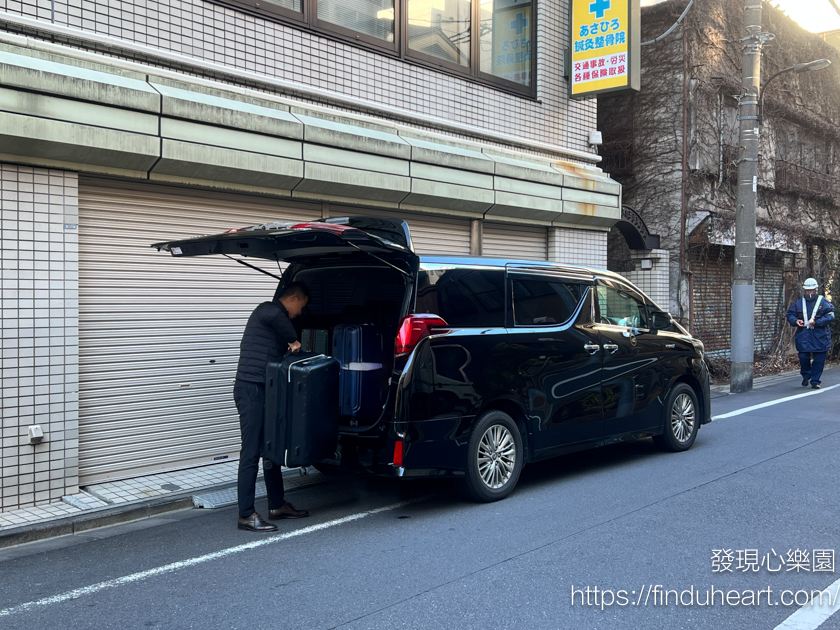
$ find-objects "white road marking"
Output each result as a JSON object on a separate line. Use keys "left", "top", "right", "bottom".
{"left": 0, "top": 497, "right": 428, "bottom": 618}
{"left": 774, "top": 576, "right": 840, "bottom": 630}
{"left": 713, "top": 384, "right": 840, "bottom": 420}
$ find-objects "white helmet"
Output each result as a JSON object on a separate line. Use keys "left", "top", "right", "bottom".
{"left": 803, "top": 278, "right": 818, "bottom": 290}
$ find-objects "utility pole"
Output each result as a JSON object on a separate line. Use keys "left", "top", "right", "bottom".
{"left": 730, "top": 0, "right": 771, "bottom": 393}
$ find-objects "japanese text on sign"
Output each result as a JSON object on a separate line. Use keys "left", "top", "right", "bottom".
{"left": 570, "top": 0, "right": 637, "bottom": 97}
{"left": 573, "top": 53, "right": 627, "bottom": 84}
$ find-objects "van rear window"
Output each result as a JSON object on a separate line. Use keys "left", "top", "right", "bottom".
{"left": 416, "top": 269, "right": 505, "bottom": 327}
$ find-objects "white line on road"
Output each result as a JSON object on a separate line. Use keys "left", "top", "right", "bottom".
{"left": 0, "top": 496, "right": 429, "bottom": 618}
{"left": 713, "top": 384, "right": 840, "bottom": 420}
{"left": 774, "top": 576, "right": 840, "bottom": 630}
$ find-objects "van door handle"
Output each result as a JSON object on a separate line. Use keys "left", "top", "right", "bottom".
{"left": 584, "top": 343, "right": 600, "bottom": 354}
{"left": 603, "top": 343, "right": 619, "bottom": 354}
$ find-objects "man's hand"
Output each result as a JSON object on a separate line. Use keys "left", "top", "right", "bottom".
{"left": 796, "top": 319, "right": 805, "bottom": 327}
{"left": 288, "top": 341, "right": 302, "bottom": 353}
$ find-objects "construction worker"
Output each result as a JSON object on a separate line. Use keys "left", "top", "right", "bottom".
{"left": 786, "top": 278, "right": 835, "bottom": 389}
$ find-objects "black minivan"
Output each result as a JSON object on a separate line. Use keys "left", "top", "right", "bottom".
{"left": 155, "top": 216, "right": 711, "bottom": 502}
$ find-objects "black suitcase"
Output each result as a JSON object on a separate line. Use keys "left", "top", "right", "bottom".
{"left": 264, "top": 352, "right": 340, "bottom": 468}
{"left": 331, "top": 324, "right": 385, "bottom": 419}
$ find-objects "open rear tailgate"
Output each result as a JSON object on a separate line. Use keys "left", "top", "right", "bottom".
{"left": 151, "top": 217, "right": 415, "bottom": 264}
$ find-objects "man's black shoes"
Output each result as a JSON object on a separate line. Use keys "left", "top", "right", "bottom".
{"left": 237, "top": 512, "right": 277, "bottom": 532}
{"left": 269, "top": 502, "right": 310, "bottom": 520}
{"left": 812, "top": 383, "right": 821, "bottom": 389}
{"left": 802, "top": 378, "right": 810, "bottom": 386}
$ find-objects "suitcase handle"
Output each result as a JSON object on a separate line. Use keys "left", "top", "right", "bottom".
{"left": 284, "top": 353, "right": 329, "bottom": 382}
{"left": 344, "top": 362, "right": 383, "bottom": 371}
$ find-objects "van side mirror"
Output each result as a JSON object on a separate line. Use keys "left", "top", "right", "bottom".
{"left": 650, "top": 310, "right": 672, "bottom": 331}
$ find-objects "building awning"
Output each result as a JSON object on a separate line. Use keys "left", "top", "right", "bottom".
{"left": 691, "top": 214, "right": 804, "bottom": 254}
{"left": 0, "top": 44, "right": 623, "bottom": 228}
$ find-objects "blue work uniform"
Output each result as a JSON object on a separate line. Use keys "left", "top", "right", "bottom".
{"left": 786, "top": 295, "right": 835, "bottom": 385}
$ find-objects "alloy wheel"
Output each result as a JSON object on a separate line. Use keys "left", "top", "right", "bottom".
{"left": 671, "top": 393, "right": 696, "bottom": 443}
{"left": 477, "top": 424, "right": 516, "bottom": 489}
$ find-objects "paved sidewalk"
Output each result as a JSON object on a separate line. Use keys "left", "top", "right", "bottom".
{"left": 0, "top": 462, "right": 326, "bottom": 549}
{"left": 710, "top": 362, "right": 837, "bottom": 395}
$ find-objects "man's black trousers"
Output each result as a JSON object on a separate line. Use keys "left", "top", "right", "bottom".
{"left": 234, "top": 379, "right": 286, "bottom": 518}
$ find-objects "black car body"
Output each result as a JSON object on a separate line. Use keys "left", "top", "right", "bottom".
{"left": 154, "top": 216, "right": 711, "bottom": 501}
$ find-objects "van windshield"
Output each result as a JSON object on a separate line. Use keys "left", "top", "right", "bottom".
{"left": 415, "top": 269, "right": 506, "bottom": 327}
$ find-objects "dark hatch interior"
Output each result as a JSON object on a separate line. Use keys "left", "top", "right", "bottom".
{"left": 291, "top": 264, "right": 407, "bottom": 332}
{"left": 287, "top": 263, "right": 409, "bottom": 427}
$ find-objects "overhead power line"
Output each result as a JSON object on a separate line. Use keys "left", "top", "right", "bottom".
{"left": 641, "top": 0, "right": 694, "bottom": 46}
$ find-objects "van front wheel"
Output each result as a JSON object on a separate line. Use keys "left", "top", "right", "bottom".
{"left": 653, "top": 383, "right": 699, "bottom": 452}
{"left": 457, "top": 410, "right": 523, "bottom": 502}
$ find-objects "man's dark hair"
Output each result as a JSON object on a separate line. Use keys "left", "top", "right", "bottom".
{"left": 279, "top": 281, "right": 309, "bottom": 300}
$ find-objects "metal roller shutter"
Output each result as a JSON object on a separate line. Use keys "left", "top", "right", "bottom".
{"left": 754, "top": 251, "right": 785, "bottom": 354}
{"left": 483, "top": 222, "right": 547, "bottom": 260}
{"left": 330, "top": 207, "right": 471, "bottom": 256}
{"left": 78, "top": 179, "right": 321, "bottom": 483}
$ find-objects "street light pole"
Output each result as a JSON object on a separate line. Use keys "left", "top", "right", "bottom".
{"left": 757, "top": 59, "right": 832, "bottom": 125}
{"left": 730, "top": 0, "right": 766, "bottom": 394}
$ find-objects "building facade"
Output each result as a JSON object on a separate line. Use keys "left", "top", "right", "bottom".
{"left": 599, "top": 0, "right": 840, "bottom": 357}
{"left": 0, "top": 0, "right": 641, "bottom": 510}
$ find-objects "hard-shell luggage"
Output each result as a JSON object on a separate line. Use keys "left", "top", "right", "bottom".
{"left": 300, "top": 328, "right": 330, "bottom": 355}
{"left": 331, "top": 324, "right": 384, "bottom": 419}
{"left": 264, "top": 352, "right": 340, "bottom": 468}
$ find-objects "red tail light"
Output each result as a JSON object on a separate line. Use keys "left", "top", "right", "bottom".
{"left": 393, "top": 440, "right": 404, "bottom": 467}
{"left": 394, "top": 314, "right": 448, "bottom": 357}
{"left": 290, "top": 222, "right": 355, "bottom": 235}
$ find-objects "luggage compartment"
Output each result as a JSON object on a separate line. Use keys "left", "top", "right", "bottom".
{"left": 264, "top": 352, "right": 340, "bottom": 468}
{"left": 300, "top": 328, "right": 330, "bottom": 354}
{"left": 332, "top": 324, "right": 386, "bottom": 420}
{"left": 291, "top": 264, "right": 408, "bottom": 429}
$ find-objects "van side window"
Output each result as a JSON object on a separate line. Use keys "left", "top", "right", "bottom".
{"left": 510, "top": 276, "right": 583, "bottom": 326}
{"left": 596, "top": 286, "right": 649, "bottom": 329}
{"left": 416, "top": 269, "right": 506, "bottom": 327}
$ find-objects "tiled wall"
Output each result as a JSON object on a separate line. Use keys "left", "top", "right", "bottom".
{"left": 0, "top": 0, "right": 597, "bottom": 154}
{"left": 549, "top": 227, "right": 607, "bottom": 268}
{"left": 0, "top": 163, "right": 79, "bottom": 512}
{"left": 620, "top": 249, "right": 670, "bottom": 311}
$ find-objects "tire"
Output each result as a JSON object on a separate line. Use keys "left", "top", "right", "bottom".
{"left": 456, "top": 410, "right": 523, "bottom": 502}
{"left": 653, "top": 383, "right": 699, "bottom": 452}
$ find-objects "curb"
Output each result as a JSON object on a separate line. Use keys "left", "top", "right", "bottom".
{"left": 0, "top": 468, "right": 327, "bottom": 550}
{"left": 709, "top": 365, "right": 838, "bottom": 394}
{"left": 0, "top": 496, "right": 196, "bottom": 550}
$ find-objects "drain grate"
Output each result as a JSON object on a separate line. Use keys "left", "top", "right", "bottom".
{"left": 193, "top": 481, "right": 265, "bottom": 509}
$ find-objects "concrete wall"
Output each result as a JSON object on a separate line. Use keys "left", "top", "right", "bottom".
{"left": 1, "top": 163, "right": 79, "bottom": 511}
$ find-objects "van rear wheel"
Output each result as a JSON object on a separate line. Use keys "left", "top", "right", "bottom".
{"left": 456, "top": 410, "right": 523, "bottom": 502}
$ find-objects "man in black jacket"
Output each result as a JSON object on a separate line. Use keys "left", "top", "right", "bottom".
{"left": 235, "top": 282, "right": 310, "bottom": 532}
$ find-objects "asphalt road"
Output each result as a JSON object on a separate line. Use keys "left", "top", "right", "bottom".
{"left": 2, "top": 368, "right": 840, "bottom": 630}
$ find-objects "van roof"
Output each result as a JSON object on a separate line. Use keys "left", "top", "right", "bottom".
{"left": 418, "top": 255, "right": 627, "bottom": 282}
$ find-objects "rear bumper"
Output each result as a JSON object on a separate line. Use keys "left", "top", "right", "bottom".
{"left": 373, "top": 464, "right": 465, "bottom": 478}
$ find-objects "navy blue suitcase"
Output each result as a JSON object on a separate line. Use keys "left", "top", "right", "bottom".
{"left": 264, "top": 352, "right": 340, "bottom": 468}
{"left": 331, "top": 324, "right": 384, "bottom": 420}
